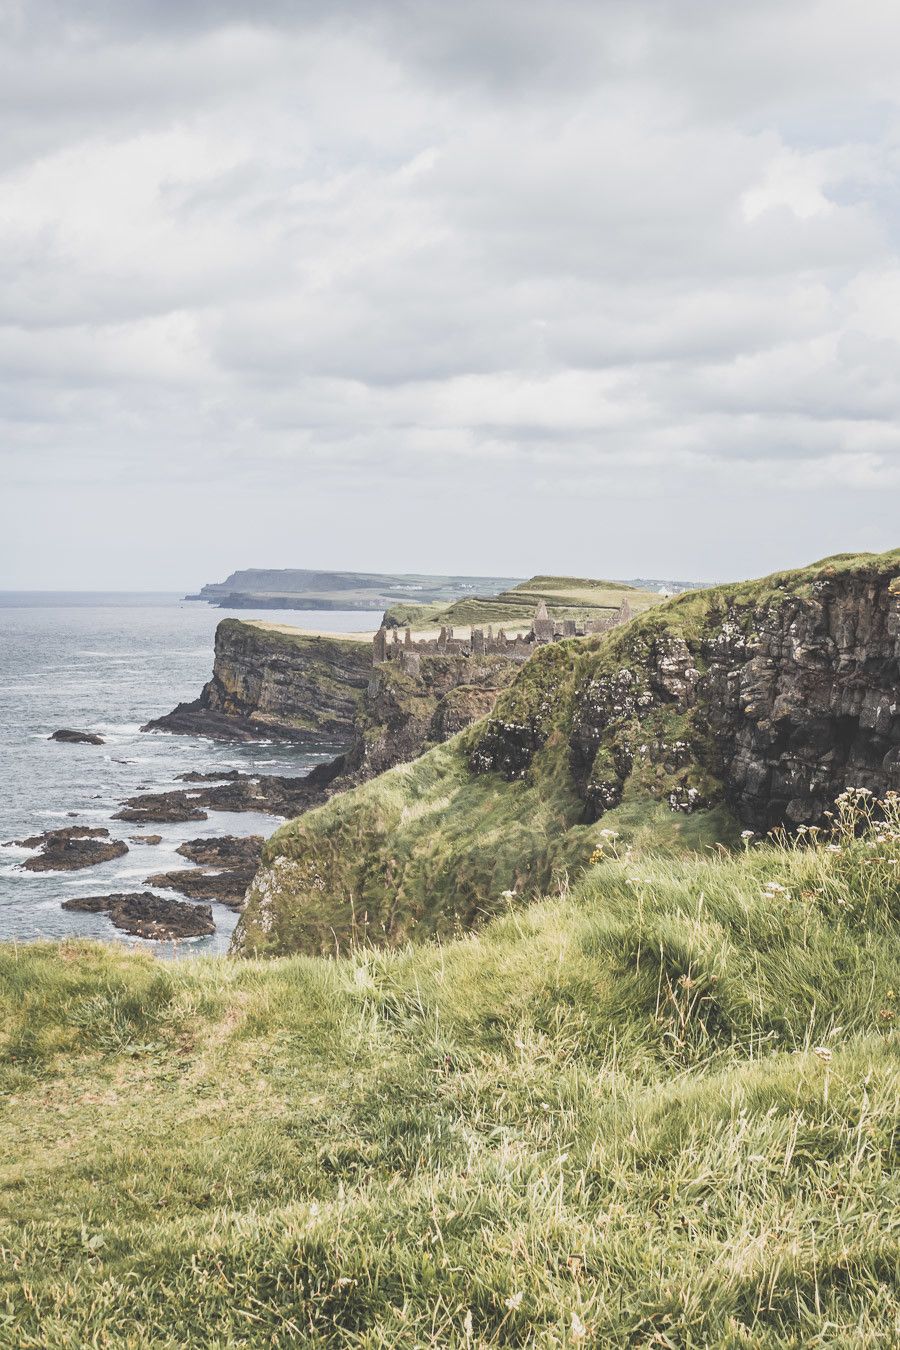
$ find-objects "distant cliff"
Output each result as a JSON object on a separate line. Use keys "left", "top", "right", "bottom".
{"left": 145, "top": 621, "right": 372, "bottom": 745}
{"left": 187, "top": 567, "right": 523, "bottom": 611}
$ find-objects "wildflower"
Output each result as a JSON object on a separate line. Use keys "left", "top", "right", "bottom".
{"left": 505, "top": 1292, "right": 523, "bottom": 1312}
{"left": 813, "top": 1046, "right": 832, "bottom": 1064}
{"left": 740, "top": 829, "right": 754, "bottom": 839}
{"left": 571, "top": 1311, "right": 588, "bottom": 1340}
{"left": 463, "top": 1309, "right": 473, "bottom": 1339}
{"left": 878, "top": 1009, "right": 895, "bottom": 1023}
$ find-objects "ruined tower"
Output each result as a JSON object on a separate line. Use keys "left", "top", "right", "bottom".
{"left": 373, "top": 627, "right": 388, "bottom": 664}
{"left": 533, "top": 600, "right": 555, "bottom": 643}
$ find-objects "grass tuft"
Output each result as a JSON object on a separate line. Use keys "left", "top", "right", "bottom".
{"left": 0, "top": 800, "right": 898, "bottom": 1345}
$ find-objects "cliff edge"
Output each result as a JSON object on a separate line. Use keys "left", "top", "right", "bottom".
{"left": 233, "top": 549, "right": 900, "bottom": 957}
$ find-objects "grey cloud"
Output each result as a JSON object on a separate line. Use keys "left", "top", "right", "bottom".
{"left": 1, "top": 0, "right": 899, "bottom": 587}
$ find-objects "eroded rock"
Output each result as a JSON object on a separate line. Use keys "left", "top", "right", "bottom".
{"left": 61, "top": 892, "right": 214, "bottom": 939}
{"left": 19, "top": 827, "right": 128, "bottom": 872}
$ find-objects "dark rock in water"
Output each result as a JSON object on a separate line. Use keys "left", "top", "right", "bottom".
{"left": 113, "top": 794, "right": 208, "bottom": 824}
{"left": 144, "top": 834, "right": 265, "bottom": 909}
{"left": 18, "top": 827, "right": 128, "bottom": 872}
{"left": 176, "top": 835, "right": 264, "bottom": 868}
{"left": 129, "top": 834, "right": 163, "bottom": 845}
{"left": 113, "top": 770, "right": 334, "bottom": 823}
{"left": 145, "top": 868, "right": 254, "bottom": 908}
{"left": 143, "top": 702, "right": 284, "bottom": 743}
{"left": 9, "top": 825, "right": 109, "bottom": 848}
{"left": 177, "top": 769, "right": 245, "bottom": 783}
{"left": 61, "top": 892, "right": 215, "bottom": 939}
{"left": 50, "top": 728, "right": 105, "bottom": 745}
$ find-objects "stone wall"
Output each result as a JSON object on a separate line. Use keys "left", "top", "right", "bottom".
{"left": 373, "top": 599, "right": 633, "bottom": 667}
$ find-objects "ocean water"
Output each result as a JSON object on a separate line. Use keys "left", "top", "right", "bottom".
{"left": 0, "top": 594, "right": 376, "bottom": 956}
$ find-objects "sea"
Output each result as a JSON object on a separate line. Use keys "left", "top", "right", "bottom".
{"left": 0, "top": 594, "right": 375, "bottom": 957}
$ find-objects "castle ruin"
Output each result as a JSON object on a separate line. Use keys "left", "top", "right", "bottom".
{"left": 373, "top": 599, "right": 633, "bottom": 668}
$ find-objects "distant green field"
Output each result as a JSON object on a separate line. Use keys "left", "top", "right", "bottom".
{"left": 385, "top": 574, "right": 663, "bottom": 630}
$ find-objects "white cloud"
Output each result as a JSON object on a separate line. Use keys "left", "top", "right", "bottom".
{"left": 0, "top": 0, "right": 899, "bottom": 586}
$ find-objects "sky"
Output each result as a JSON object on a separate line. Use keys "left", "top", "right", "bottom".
{"left": 2, "top": 0, "right": 900, "bottom": 589}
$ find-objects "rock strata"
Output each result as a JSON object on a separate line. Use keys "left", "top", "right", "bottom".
{"left": 472, "top": 554, "right": 900, "bottom": 831}
{"left": 61, "top": 892, "right": 214, "bottom": 939}
{"left": 143, "top": 621, "right": 371, "bottom": 744}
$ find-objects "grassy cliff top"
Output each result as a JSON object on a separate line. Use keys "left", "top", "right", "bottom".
{"left": 1, "top": 801, "right": 898, "bottom": 1344}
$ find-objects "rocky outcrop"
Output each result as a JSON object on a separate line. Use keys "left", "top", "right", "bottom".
{"left": 176, "top": 835, "right": 264, "bottom": 869}
{"left": 62, "top": 892, "right": 214, "bottom": 939}
{"left": 114, "top": 796, "right": 209, "bottom": 824}
{"left": 49, "top": 728, "right": 105, "bottom": 745}
{"left": 145, "top": 835, "right": 265, "bottom": 909}
{"left": 345, "top": 652, "right": 520, "bottom": 781}
{"left": 17, "top": 827, "right": 129, "bottom": 872}
{"left": 233, "top": 551, "right": 900, "bottom": 961}
{"left": 473, "top": 553, "right": 900, "bottom": 830}
{"left": 144, "top": 621, "right": 372, "bottom": 744}
{"left": 115, "top": 763, "right": 345, "bottom": 825}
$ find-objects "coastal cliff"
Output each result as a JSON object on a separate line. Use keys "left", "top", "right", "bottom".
{"left": 146, "top": 619, "right": 520, "bottom": 777}
{"left": 145, "top": 620, "right": 371, "bottom": 744}
{"left": 475, "top": 550, "right": 900, "bottom": 829}
{"left": 233, "top": 550, "right": 900, "bottom": 957}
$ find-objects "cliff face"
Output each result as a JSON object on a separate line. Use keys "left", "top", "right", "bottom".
{"left": 344, "top": 652, "right": 519, "bottom": 780}
{"left": 473, "top": 553, "right": 900, "bottom": 829}
{"left": 146, "top": 621, "right": 519, "bottom": 772}
{"left": 145, "top": 620, "right": 372, "bottom": 744}
{"left": 233, "top": 551, "right": 900, "bottom": 959}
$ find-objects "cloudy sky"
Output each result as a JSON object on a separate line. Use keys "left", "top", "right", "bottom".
{"left": 2, "top": 0, "right": 900, "bottom": 588}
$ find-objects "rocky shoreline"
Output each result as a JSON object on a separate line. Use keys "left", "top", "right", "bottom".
{"left": 7, "top": 617, "right": 532, "bottom": 944}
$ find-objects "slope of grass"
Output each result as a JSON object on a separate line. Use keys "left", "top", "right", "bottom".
{"left": 0, "top": 801, "right": 897, "bottom": 1346}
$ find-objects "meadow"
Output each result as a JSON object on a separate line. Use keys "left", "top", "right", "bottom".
{"left": 0, "top": 791, "right": 896, "bottom": 1346}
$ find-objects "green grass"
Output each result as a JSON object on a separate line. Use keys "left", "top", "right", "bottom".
{"left": 0, "top": 804, "right": 898, "bottom": 1346}
{"left": 384, "top": 575, "right": 664, "bottom": 630}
